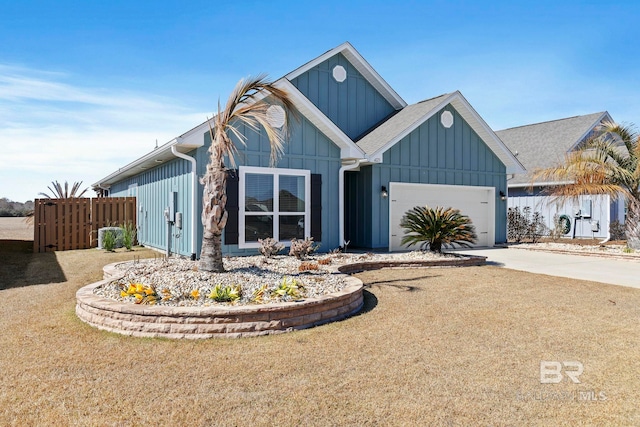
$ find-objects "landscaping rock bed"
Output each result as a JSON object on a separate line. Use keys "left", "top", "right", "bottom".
{"left": 76, "top": 251, "right": 486, "bottom": 339}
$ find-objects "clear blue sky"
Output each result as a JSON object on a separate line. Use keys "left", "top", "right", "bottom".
{"left": 2, "top": 0, "right": 639, "bottom": 202}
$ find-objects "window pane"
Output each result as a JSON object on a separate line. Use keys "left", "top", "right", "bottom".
{"left": 245, "top": 215, "right": 273, "bottom": 241}
{"left": 245, "top": 174, "right": 273, "bottom": 212}
{"left": 279, "top": 215, "right": 305, "bottom": 240}
{"left": 279, "top": 175, "right": 305, "bottom": 212}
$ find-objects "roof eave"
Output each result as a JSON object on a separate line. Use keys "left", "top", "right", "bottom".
{"left": 449, "top": 92, "right": 525, "bottom": 174}
{"left": 365, "top": 94, "right": 455, "bottom": 163}
{"left": 566, "top": 111, "right": 613, "bottom": 152}
{"left": 92, "top": 137, "right": 204, "bottom": 189}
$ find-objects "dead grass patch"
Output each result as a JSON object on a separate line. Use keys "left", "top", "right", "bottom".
{"left": 1, "top": 247, "right": 639, "bottom": 425}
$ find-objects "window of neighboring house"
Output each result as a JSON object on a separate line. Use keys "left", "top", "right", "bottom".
{"left": 238, "top": 166, "right": 310, "bottom": 248}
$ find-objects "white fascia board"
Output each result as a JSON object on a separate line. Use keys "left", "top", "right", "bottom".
{"left": 508, "top": 180, "right": 574, "bottom": 188}
{"left": 92, "top": 136, "right": 204, "bottom": 188}
{"left": 275, "top": 79, "right": 365, "bottom": 159}
{"left": 285, "top": 42, "right": 406, "bottom": 110}
{"left": 367, "top": 93, "right": 458, "bottom": 163}
{"left": 449, "top": 92, "right": 526, "bottom": 174}
{"left": 566, "top": 111, "right": 613, "bottom": 152}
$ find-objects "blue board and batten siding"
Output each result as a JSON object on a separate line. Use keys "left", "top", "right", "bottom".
{"left": 346, "top": 106, "right": 508, "bottom": 249}
{"left": 110, "top": 157, "right": 194, "bottom": 257}
{"left": 290, "top": 53, "right": 396, "bottom": 140}
{"left": 112, "top": 111, "right": 343, "bottom": 258}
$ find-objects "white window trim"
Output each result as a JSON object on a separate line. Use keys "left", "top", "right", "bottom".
{"left": 238, "top": 166, "right": 311, "bottom": 249}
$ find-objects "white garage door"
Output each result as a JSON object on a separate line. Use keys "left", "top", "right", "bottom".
{"left": 389, "top": 183, "right": 495, "bottom": 251}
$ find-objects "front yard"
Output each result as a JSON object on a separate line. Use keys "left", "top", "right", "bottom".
{"left": 1, "top": 244, "right": 639, "bottom": 425}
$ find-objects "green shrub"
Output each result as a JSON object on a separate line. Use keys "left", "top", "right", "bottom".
{"left": 102, "top": 229, "right": 116, "bottom": 252}
{"left": 400, "top": 205, "right": 477, "bottom": 253}
{"left": 121, "top": 222, "right": 137, "bottom": 250}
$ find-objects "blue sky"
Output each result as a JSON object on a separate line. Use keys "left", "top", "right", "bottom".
{"left": 1, "top": 0, "right": 639, "bottom": 202}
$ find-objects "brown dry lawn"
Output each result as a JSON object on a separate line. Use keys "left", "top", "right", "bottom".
{"left": 1, "top": 219, "right": 640, "bottom": 426}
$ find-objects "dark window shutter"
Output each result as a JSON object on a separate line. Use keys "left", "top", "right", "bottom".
{"left": 311, "top": 174, "right": 322, "bottom": 242}
{"left": 224, "top": 169, "right": 239, "bottom": 245}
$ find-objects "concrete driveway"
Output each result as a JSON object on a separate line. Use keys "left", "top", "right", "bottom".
{"left": 457, "top": 247, "right": 640, "bottom": 289}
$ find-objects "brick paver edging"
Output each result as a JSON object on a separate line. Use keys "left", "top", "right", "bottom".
{"left": 76, "top": 254, "right": 485, "bottom": 339}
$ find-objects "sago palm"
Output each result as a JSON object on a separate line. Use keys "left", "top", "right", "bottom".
{"left": 39, "top": 180, "right": 88, "bottom": 199}
{"left": 199, "top": 75, "right": 296, "bottom": 272}
{"left": 534, "top": 121, "right": 640, "bottom": 248}
{"left": 400, "top": 206, "right": 477, "bottom": 253}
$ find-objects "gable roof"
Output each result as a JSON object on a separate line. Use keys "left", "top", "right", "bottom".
{"left": 285, "top": 41, "right": 407, "bottom": 110}
{"left": 496, "top": 111, "right": 612, "bottom": 186}
{"left": 357, "top": 91, "right": 525, "bottom": 174}
{"left": 93, "top": 42, "right": 524, "bottom": 191}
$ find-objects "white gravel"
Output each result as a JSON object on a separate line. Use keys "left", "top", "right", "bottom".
{"left": 95, "top": 250, "right": 458, "bottom": 306}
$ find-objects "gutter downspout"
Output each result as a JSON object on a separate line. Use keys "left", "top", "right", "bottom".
{"left": 339, "top": 159, "right": 363, "bottom": 250}
{"left": 171, "top": 144, "right": 198, "bottom": 260}
{"left": 599, "top": 194, "right": 611, "bottom": 245}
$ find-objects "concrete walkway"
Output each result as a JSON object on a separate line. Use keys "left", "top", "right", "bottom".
{"left": 456, "top": 247, "right": 640, "bottom": 289}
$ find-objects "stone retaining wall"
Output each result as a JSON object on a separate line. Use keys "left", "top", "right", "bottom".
{"left": 76, "top": 254, "right": 485, "bottom": 339}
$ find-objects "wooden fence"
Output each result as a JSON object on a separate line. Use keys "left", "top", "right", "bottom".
{"left": 33, "top": 197, "right": 136, "bottom": 252}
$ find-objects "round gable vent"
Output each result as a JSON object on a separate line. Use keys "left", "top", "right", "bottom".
{"left": 266, "top": 105, "right": 286, "bottom": 128}
{"left": 441, "top": 111, "right": 454, "bottom": 128}
{"left": 332, "top": 65, "right": 347, "bottom": 83}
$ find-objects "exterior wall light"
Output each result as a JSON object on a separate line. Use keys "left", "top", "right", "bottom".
{"left": 381, "top": 186, "right": 388, "bottom": 198}
{"left": 499, "top": 191, "right": 506, "bottom": 201}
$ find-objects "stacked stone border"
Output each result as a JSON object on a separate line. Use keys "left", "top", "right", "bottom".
{"left": 76, "top": 254, "right": 486, "bottom": 339}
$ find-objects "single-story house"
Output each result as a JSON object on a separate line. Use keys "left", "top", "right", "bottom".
{"left": 93, "top": 42, "right": 524, "bottom": 258}
{"left": 496, "top": 112, "right": 625, "bottom": 239}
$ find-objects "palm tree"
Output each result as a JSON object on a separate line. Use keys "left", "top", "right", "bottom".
{"left": 39, "top": 180, "right": 88, "bottom": 199}
{"left": 534, "top": 121, "right": 640, "bottom": 248}
{"left": 199, "top": 75, "right": 296, "bottom": 272}
{"left": 400, "top": 205, "right": 477, "bottom": 253}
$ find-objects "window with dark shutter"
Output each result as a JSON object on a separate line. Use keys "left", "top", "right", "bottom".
{"left": 311, "top": 174, "right": 322, "bottom": 242}
{"left": 224, "top": 169, "right": 239, "bottom": 245}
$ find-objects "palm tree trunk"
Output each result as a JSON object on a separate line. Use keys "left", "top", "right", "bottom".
{"left": 626, "top": 199, "right": 640, "bottom": 249}
{"left": 199, "top": 164, "right": 228, "bottom": 272}
{"left": 200, "top": 231, "right": 224, "bottom": 272}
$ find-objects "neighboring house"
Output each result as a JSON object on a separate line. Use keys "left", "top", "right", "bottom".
{"left": 496, "top": 112, "right": 625, "bottom": 240}
{"left": 93, "top": 42, "right": 523, "bottom": 258}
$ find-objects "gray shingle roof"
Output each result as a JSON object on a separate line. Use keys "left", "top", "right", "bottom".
{"left": 496, "top": 112, "right": 610, "bottom": 186}
{"left": 356, "top": 94, "right": 450, "bottom": 155}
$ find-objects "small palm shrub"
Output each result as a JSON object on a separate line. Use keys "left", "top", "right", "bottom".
{"left": 400, "top": 205, "right": 477, "bottom": 253}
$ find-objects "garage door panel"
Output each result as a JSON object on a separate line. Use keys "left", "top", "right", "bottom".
{"left": 389, "top": 183, "right": 495, "bottom": 251}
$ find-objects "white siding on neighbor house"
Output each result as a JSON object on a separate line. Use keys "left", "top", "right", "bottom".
{"left": 507, "top": 194, "right": 618, "bottom": 239}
